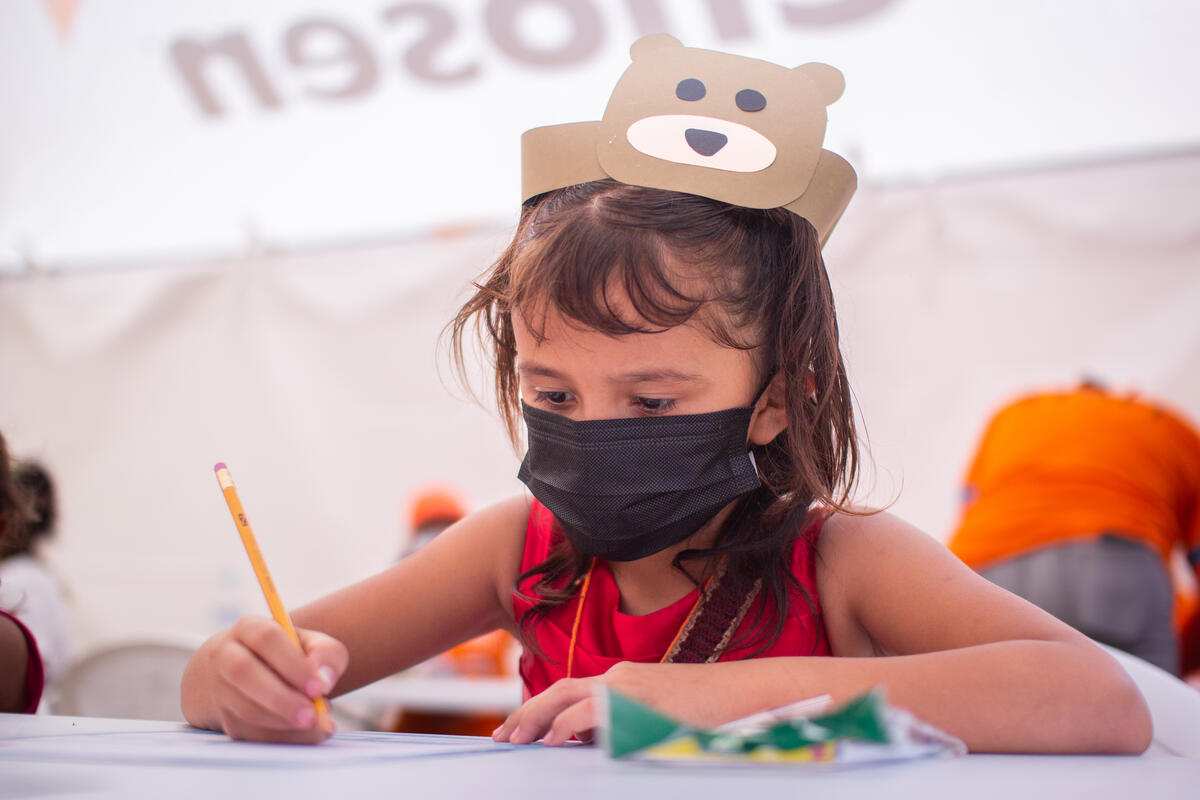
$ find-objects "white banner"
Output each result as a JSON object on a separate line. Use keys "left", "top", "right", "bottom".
{"left": 2, "top": 0, "right": 1199, "bottom": 268}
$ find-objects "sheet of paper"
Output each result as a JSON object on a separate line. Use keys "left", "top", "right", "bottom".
{"left": 0, "top": 728, "right": 512, "bottom": 768}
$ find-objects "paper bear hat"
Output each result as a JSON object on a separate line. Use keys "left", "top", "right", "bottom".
{"left": 522, "top": 34, "right": 857, "bottom": 247}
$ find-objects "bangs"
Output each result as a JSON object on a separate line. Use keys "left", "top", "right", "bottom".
{"left": 507, "top": 183, "right": 762, "bottom": 351}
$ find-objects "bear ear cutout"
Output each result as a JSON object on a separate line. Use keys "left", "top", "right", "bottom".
{"left": 793, "top": 62, "right": 845, "bottom": 106}
{"left": 630, "top": 33, "right": 683, "bottom": 61}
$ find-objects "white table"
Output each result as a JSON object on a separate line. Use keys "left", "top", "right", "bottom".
{"left": 1, "top": 713, "right": 1196, "bottom": 800}
{"left": 339, "top": 674, "right": 522, "bottom": 714}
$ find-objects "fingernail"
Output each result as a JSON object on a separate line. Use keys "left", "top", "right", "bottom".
{"left": 511, "top": 726, "right": 523, "bottom": 743}
{"left": 296, "top": 707, "right": 315, "bottom": 728}
{"left": 491, "top": 726, "right": 503, "bottom": 740}
{"left": 304, "top": 678, "right": 323, "bottom": 699}
{"left": 317, "top": 665, "right": 336, "bottom": 693}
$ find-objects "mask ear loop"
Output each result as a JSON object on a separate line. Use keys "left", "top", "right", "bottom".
{"left": 750, "top": 367, "right": 778, "bottom": 409}
{"left": 746, "top": 367, "right": 778, "bottom": 474}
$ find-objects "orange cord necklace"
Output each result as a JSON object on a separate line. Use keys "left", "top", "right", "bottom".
{"left": 564, "top": 558, "right": 711, "bottom": 678}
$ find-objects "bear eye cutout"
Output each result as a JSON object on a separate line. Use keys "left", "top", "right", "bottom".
{"left": 735, "top": 89, "right": 766, "bottom": 112}
{"left": 675, "top": 78, "right": 706, "bottom": 101}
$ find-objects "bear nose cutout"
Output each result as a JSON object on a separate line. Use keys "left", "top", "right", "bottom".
{"left": 684, "top": 128, "right": 728, "bottom": 156}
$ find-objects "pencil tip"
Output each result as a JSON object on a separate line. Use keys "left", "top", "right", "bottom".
{"left": 214, "top": 462, "right": 227, "bottom": 473}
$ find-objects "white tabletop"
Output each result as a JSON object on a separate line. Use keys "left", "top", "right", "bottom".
{"left": 338, "top": 673, "right": 522, "bottom": 713}
{"left": 1, "top": 713, "right": 1196, "bottom": 800}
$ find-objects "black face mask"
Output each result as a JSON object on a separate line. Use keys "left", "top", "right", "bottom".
{"left": 516, "top": 392, "right": 767, "bottom": 562}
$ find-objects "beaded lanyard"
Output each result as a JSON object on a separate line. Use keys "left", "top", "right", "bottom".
{"left": 564, "top": 557, "right": 762, "bottom": 677}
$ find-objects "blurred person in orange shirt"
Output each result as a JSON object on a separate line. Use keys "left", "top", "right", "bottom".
{"left": 948, "top": 381, "right": 1200, "bottom": 675}
{"left": 389, "top": 486, "right": 516, "bottom": 735}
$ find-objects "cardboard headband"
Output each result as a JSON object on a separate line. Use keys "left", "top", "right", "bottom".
{"left": 521, "top": 35, "right": 857, "bottom": 248}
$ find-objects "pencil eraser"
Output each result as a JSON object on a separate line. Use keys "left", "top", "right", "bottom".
{"left": 214, "top": 462, "right": 228, "bottom": 473}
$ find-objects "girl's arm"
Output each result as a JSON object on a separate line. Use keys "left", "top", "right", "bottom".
{"left": 495, "top": 512, "right": 1151, "bottom": 753}
{"left": 800, "top": 511, "right": 1148, "bottom": 753}
{"left": 181, "top": 495, "right": 529, "bottom": 742}
{"left": 291, "top": 495, "right": 529, "bottom": 693}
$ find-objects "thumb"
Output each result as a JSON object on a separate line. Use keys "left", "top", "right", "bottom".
{"left": 297, "top": 628, "right": 349, "bottom": 696}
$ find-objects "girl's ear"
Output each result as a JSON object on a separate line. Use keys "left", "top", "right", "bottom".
{"left": 748, "top": 372, "right": 788, "bottom": 446}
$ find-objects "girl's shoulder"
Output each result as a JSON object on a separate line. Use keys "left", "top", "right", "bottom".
{"left": 814, "top": 508, "right": 977, "bottom": 656}
{"left": 421, "top": 494, "right": 532, "bottom": 622}
{"left": 816, "top": 508, "right": 949, "bottom": 585}
{"left": 449, "top": 494, "right": 533, "bottom": 547}
{"left": 818, "top": 504, "right": 927, "bottom": 541}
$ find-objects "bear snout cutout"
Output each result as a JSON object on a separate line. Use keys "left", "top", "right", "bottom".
{"left": 625, "top": 115, "right": 777, "bottom": 173}
{"left": 684, "top": 128, "right": 727, "bottom": 156}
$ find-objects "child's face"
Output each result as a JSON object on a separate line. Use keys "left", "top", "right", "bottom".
{"left": 513, "top": 303, "right": 778, "bottom": 434}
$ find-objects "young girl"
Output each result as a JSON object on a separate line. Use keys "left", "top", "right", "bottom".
{"left": 181, "top": 38, "right": 1149, "bottom": 753}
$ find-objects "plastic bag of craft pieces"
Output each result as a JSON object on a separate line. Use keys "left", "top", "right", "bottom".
{"left": 604, "top": 687, "right": 966, "bottom": 766}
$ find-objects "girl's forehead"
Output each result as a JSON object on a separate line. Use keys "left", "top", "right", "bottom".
{"left": 512, "top": 306, "right": 754, "bottom": 378}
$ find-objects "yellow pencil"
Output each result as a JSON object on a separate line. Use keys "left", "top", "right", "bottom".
{"left": 214, "top": 462, "right": 330, "bottom": 720}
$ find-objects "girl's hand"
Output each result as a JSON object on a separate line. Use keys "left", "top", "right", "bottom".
{"left": 181, "top": 616, "right": 348, "bottom": 744}
{"left": 492, "top": 661, "right": 674, "bottom": 746}
{"left": 492, "top": 674, "right": 602, "bottom": 746}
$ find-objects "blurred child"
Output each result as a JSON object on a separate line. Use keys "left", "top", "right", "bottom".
{"left": 949, "top": 382, "right": 1200, "bottom": 674}
{"left": 0, "top": 432, "right": 44, "bottom": 713}
{"left": 182, "top": 36, "right": 1149, "bottom": 753}
{"left": 0, "top": 461, "right": 74, "bottom": 685}
{"left": 403, "top": 486, "right": 469, "bottom": 558}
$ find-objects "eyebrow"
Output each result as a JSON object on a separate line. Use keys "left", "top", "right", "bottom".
{"left": 518, "top": 363, "right": 706, "bottom": 384}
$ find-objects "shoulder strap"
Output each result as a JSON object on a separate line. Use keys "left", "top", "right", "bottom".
{"left": 662, "top": 506, "right": 831, "bottom": 664}
{"left": 663, "top": 560, "right": 760, "bottom": 664}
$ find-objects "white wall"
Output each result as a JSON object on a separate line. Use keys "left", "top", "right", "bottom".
{"left": 829, "top": 152, "right": 1200, "bottom": 536}
{"left": 2, "top": 151, "right": 1199, "bottom": 655}
{"left": 1, "top": 228, "right": 525, "bottom": 651}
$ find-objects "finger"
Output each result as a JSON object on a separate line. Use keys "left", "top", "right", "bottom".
{"left": 216, "top": 689, "right": 322, "bottom": 737}
{"left": 296, "top": 629, "right": 349, "bottom": 697}
{"left": 492, "top": 696, "right": 533, "bottom": 742}
{"left": 493, "top": 709, "right": 520, "bottom": 742}
{"left": 492, "top": 693, "right": 540, "bottom": 742}
{"left": 505, "top": 679, "right": 593, "bottom": 744}
{"left": 230, "top": 617, "right": 327, "bottom": 698}
{"left": 222, "top": 714, "right": 334, "bottom": 745}
{"left": 543, "top": 697, "right": 598, "bottom": 747}
{"left": 213, "top": 639, "right": 322, "bottom": 732}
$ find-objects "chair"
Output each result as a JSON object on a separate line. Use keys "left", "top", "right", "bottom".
{"left": 1098, "top": 642, "right": 1200, "bottom": 756}
{"left": 50, "top": 639, "right": 199, "bottom": 722}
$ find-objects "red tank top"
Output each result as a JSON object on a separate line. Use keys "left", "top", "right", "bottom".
{"left": 513, "top": 500, "right": 831, "bottom": 699}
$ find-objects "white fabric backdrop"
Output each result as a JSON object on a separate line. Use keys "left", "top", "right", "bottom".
{"left": 4, "top": 0, "right": 1199, "bottom": 266}
{"left": 2, "top": 150, "right": 1199, "bottom": 652}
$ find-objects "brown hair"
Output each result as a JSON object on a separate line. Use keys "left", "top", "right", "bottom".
{"left": 0, "top": 433, "right": 32, "bottom": 561}
{"left": 449, "top": 180, "right": 859, "bottom": 652}
{"left": 4, "top": 462, "right": 55, "bottom": 558}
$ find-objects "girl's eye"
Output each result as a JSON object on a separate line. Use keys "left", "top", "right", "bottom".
{"left": 635, "top": 397, "right": 676, "bottom": 414}
{"left": 534, "top": 390, "right": 572, "bottom": 406}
